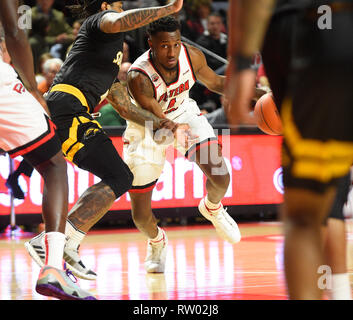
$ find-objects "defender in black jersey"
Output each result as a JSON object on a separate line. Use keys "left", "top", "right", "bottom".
{"left": 25, "top": 0, "right": 184, "bottom": 281}
{"left": 226, "top": 0, "right": 353, "bottom": 300}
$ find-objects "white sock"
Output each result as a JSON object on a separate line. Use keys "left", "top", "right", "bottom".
{"left": 65, "top": 220, "right": 86, "bottom": 250}
{"left": 149, "top": 227, "right": 165, "bottom": 244}
{"left": 328, "top": 273, "right": 352, "bottom": 300}
{"left": 205, "top": 195, "right": 222, "bottom": 211}
{"left": 44, "top": 232, "right": 66, "bottom": 269}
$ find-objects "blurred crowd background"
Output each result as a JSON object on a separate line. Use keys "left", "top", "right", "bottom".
{"left": 12, "top": 0, "right": 270, "bottom": 128}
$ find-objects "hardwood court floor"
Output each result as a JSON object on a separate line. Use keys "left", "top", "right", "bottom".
{"left": 0, "top": 221, "right": 352, "bottom": 300}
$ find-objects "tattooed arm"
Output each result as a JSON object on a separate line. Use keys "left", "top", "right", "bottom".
{"left": 107, "top": 82, "right": 177, "bottom": 132}
{"left": 100, "top": 0, "right": 183, "bottom": 34}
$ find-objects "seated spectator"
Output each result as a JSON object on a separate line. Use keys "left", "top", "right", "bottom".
{"left": 203, "top": 96, "right": 229, "bottom": 126}
{"left": 37, "top": 57, "right": 63, "bottom": 94}
{"left": 182, "top": 0, "right": 213, "bottom": 42}
{"left": 66, "top": 18, "right": 84, "bottom": 56}
{"left": 196, "top": 12, "right": 227, "bottom": 71}
{"left": 31, "top": 0, "right": 74, "bottom": 60}
{"left": 35, "top": 52, "right": 54, "bottom": 84}
{"left": 28, "top": 13, "right": 50, "bottom": 74}
{"left": 191, "top": 11, "right": 228, "bottom": 112}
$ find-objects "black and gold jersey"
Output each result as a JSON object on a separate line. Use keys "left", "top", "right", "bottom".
{"left": 49, "top": 10, "right": 124, "bottom": 115}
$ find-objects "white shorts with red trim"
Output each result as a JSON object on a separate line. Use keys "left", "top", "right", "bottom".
{"left": 123, "top": 99, "right": 216, "bottom": 190}
{"left": 0, "top": 79, "right": 51, "bottom": 155}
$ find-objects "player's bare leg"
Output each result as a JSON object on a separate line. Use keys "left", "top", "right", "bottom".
{"left": 196, "top": 144, "right": 230, "bottom": 203}
{"left": 67, "top": 181, "right": 116, "bottom": 233}
{"left": 130, "top": 190, "right": 158, "bottom": 238}
{"left": 130, "top": 190, "right": 168, "bottom": 273}
{"left": 324, "top": 217, "right": 352, "bottom": 299}
{"left": 196, "top": 143, "right": 241, "bottom": 243}
{"left": 34, "top": 151, "right": 68, "bottom": 233}
{"left": 283, "top": 187, "right": 336, "bottom": 299}
{"left": 27, "top": 152, "right": 96, "bottom": 299}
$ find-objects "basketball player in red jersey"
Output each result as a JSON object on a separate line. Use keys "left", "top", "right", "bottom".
{"left": 123, "top": 16, "right": 241, "bottom": 273}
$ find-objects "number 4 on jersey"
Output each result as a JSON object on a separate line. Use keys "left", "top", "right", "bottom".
{"left": 165, "top": 98, "right": 177, "bottom": 114}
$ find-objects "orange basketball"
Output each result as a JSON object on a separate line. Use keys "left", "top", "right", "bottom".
{"left": 254, "top": 92, "right": 283, "bottom": 135}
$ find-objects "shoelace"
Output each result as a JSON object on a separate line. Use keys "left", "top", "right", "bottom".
{"left": 64, "top": 263, "right": 78, "bottom": 283}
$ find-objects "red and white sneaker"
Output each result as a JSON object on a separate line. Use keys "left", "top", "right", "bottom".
{"left": 144, "top": 231, "right": 168, "bottom": 273}
{"left": 198, "top": 197, "right": 241, "bottom": 244}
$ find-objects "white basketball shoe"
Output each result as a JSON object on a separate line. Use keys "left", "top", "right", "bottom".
{"left": 145, "top": 229, "right": 168, "bottom": 273}
{"left": 198, "top": 197, "right": 241, "bottom": 244}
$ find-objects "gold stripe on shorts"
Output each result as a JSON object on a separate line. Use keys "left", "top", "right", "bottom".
{"left": 62, "top": 116, "right": 102, "bottom": 163}
{"left": 281, "top": 98, "right": 353, "bottom": 183}
{"left": 50, "top": 84, "right": 89, "bottom": 112}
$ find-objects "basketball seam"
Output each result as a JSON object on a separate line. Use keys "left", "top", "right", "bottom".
{"left": 260, "top": 102, "right": 277, "bottom": 135}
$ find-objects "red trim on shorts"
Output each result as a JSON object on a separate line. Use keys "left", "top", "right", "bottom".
{"left": 10, "top": 119, "right": 56, "bottom": 158}
{"left": 186, "top": 139, "right": 219, "bottom": 160}
{"left": 129, "top": 183, "right": 156, "bottom": 193}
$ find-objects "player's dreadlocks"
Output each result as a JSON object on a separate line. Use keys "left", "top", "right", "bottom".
{"left": 67, "top": 0, "right": 118, "bottom": 19}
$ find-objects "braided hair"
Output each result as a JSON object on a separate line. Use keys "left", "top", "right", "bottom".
{"left": 67, "top": 0, "right": 118, "bottom": 19}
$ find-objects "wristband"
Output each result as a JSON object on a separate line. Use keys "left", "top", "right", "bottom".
{"left": 234, "top": 54, "right": 253, "bottom": 71}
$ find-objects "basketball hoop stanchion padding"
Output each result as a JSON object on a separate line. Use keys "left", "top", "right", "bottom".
{"left": 4, "top": 155, "right": 22, "bottom": 237}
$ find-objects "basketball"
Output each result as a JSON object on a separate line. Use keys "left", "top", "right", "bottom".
{"left": 254, "top": 92, "right": 283, "bottom": 135}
